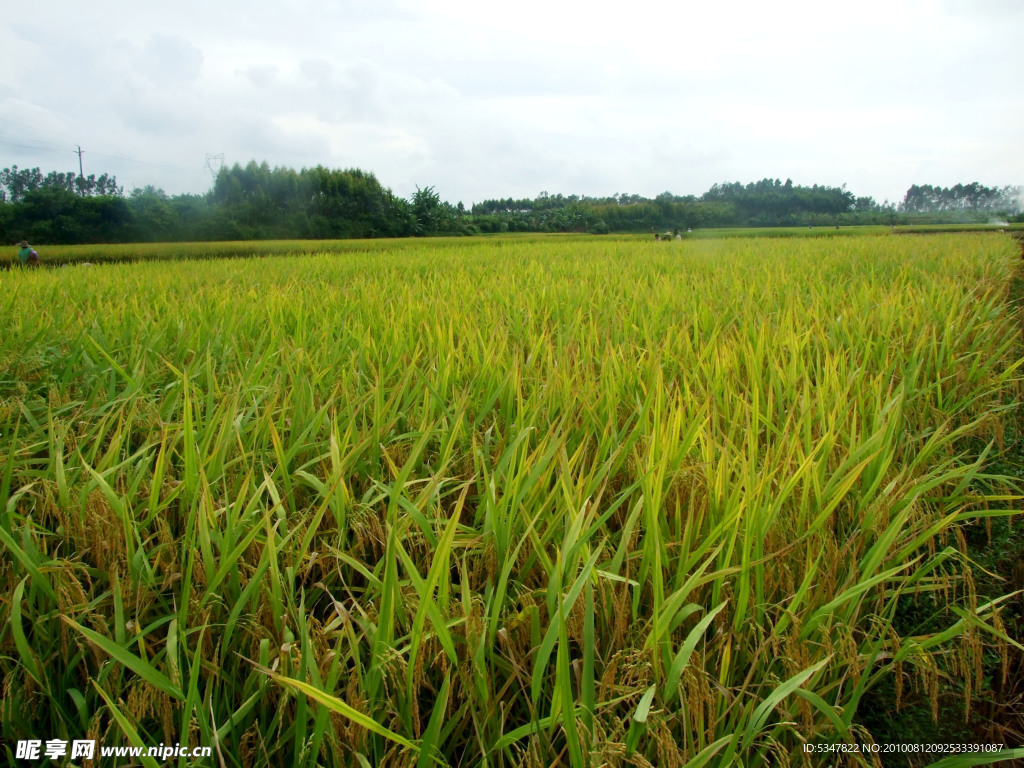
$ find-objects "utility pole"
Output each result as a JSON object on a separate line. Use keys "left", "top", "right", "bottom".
{"left": 75, "top": 145, "right": 85, "bottom": 195}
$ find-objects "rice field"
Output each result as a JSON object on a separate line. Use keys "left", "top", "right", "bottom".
{"left": 0, "top": 227, "right": 919, "bottom": 269}
{"left": 1, "top": 234, "right": 1023, "bottom": 767}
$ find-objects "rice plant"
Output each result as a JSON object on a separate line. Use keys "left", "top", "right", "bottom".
{"left": 1, "top": 234, "right": 1022, "bottom": 767}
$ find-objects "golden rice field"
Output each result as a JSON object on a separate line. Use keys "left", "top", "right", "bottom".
{"left": 1, "top": 234, "right": 1023, "bottom": 767}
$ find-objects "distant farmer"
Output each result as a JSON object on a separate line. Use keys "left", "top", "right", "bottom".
{"left": 17, "top": 241, "right": 38, "bottom": 267}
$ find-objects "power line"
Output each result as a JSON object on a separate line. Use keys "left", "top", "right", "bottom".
{"left": 0, "top": 114, "right": 198, "bottom": 168}
{"left": 0, "top": 115, "right": 213, "bottom": 177}
{"left": 0, "top": 139, "right": 62, "bottom": 154}
{"left": 0, "top": 132, "right": 76, "bottom": 154}
{"left": 0, "top": 116, "right": 80, "bottom": 144}
{"left": 0, "top": 118, "right": 220, "bottom": 193}
{"left": 86, "top": 147, "right": 194, "bottom": 171}
{"left": 0, "top": 131, "right": 197, "bottom": 173}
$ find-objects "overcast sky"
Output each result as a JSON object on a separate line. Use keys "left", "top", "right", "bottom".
{"left": 2, "top": 0, "right": 1022, "bottom": 207}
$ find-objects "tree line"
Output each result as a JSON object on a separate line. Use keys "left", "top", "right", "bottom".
{"left": 900, "top": 183, "right": 1020, "bottom": 215}
{"left": 0, "top": 165, "right": 122, "bottom": 201}
{"left": 1, "top": 161, "right": 1020, "bottom": 245}
{"left": 0, "top": 161, "right": 474, "bottom": 244}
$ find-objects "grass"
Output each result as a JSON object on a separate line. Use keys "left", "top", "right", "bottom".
{"left": 1, "top": 233, "right": 1023, "bottom": 767}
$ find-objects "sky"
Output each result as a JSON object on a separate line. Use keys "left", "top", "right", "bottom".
{"left": 2, "top": 0, "right": 1022, "bottom": 207}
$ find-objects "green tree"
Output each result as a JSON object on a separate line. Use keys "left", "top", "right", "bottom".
{"left": 411, "top": 185, "right": 458, "bottom": 235}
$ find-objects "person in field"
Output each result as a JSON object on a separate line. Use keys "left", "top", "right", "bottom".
{"left": 16, "top": 240, "right": 38, "bottom": 267}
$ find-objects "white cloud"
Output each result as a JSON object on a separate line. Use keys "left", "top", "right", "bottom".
{"left": 0, "top": 0, "right": 1021, "bottom": 204}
